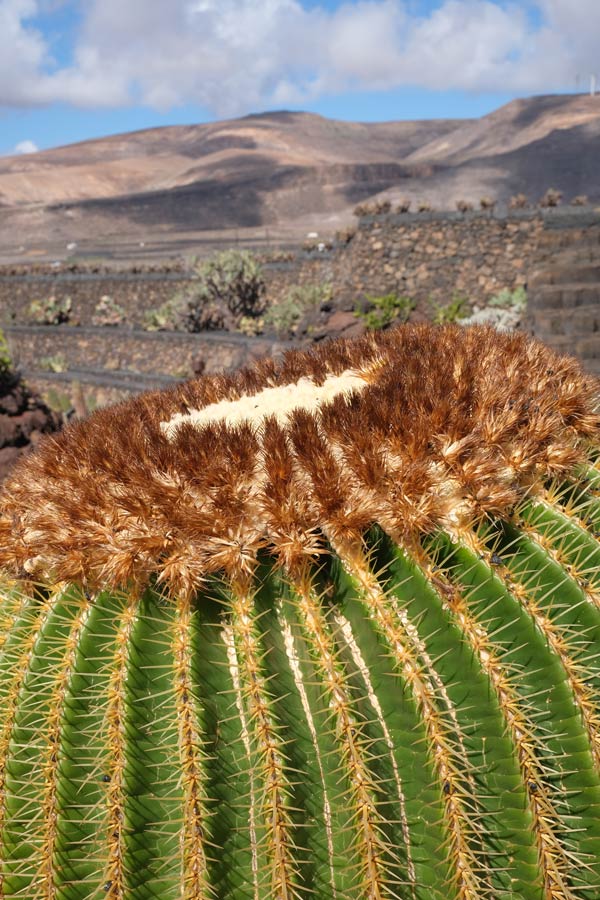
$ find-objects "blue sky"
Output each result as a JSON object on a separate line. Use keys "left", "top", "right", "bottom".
{"left": 0, "top": 0, "right": 597, "bottom": 156}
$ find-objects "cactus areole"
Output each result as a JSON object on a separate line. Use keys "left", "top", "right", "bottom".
{"left": 2, "top": 323, "right": 600, "bottom": 900}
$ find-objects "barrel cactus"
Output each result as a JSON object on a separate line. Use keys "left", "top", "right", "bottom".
{"left": 1, "top": 323, "right": 600, "bottom": 900}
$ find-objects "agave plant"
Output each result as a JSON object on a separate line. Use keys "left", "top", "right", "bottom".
{"left": 1, "top": 324, "right": 600, "bottom": 900}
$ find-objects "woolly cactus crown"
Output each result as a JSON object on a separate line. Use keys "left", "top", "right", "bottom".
{"left": 2, "top": 323, "right": 600, "bottom": 900}
{"left": 1, "top": 324, "right": 597, "bottom": 592}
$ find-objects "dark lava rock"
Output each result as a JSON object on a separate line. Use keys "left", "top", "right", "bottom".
{"left": 0, "top": 368, "right": 61, "bottom": 483}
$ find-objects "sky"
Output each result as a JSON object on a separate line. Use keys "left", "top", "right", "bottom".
{"left": 0, "top": 0, "right": 598, "bottom": 156}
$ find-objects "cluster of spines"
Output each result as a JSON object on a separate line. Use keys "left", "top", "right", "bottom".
{"left": 1, "top": 325, "right": 598, "bottom": 594}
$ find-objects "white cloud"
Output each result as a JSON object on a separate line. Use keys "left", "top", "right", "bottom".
{"left": 0, "top": 0, "right": 597, "bottom": 115}
{"left": 14, "top": 139, "right": 39, "bottom": 153}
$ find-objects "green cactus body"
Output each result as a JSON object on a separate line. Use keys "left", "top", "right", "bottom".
{"left": 1, "top": 324, "right": 600, "bottom": 899}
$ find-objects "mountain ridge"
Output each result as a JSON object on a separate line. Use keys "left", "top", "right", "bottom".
{"left": 0, "top": 93, "right": 598, "bottom": 260}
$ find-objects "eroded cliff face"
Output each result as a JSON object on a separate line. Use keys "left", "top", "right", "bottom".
{"left": 0, "top": 368, "right": 61, "bottom": 483}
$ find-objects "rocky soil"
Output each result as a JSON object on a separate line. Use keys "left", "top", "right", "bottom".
{"left": 0, "top": 368, "right": 62, "bottom": 483}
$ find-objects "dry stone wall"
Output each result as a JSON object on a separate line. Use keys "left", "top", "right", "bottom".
{"left": 1, "top": 208, "right": 599, "bottom": 389}
{"left": 335, "top": 211, "right": 543, "bottom": 307}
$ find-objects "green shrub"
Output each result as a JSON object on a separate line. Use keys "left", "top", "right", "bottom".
{"left": 430, "top": 295, "right": 470, "bottom": 324}
{"left": 355, "top": 293, "right": 415, "bottom": 330}
{"left": 487, "top": 286, "right": 527, "bottom": 311}
{"left": 92, "top": 295, "right": 126, "bottom": 327}
{"left": 39, "top": 353, "right": 68, "bottom": 373}
{"left": 263, "top": 283, "right": 333, "bottom": 338}
{"left": 185, "top": 249, "right": 265, "bottom": 324}
{"left": 28, "top": 295, "right": 72, "bottom": 325}
{"left": 0, "top": 328, "right": 12, "bottom": 378}
{"left": 141, "top": 298, "right": 182, "bottom": 332}
{"left": 144, "top": 251, "right": 266, "bottom": 333}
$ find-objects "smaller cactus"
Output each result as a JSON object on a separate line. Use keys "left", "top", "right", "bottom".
{"left": 480, "top": 195, "right": 496, "bottom": 211}
{"left": 539, "top": 187, "right": 563, "bottom": 208}
{"left": 455, "top": 199, "right": 473, "bottom": 213}
{"left": 509, "top": 192, "right": 528, "bottom": 209}
{"left": 91, "top": 295, "right": 126, "bottom": 327}
{"left": 28, "top": 295, "right": 72, "bottom": 325}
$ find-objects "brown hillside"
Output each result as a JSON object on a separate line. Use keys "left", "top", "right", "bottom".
{"left": 0, "top": 95, "right": 599, "bottom": 259}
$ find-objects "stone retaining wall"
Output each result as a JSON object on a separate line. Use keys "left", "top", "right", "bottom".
{"left": 334, "top": 211, "right": 544, "bottom": 307}
{"left": 0, "top": 208, "right": 581, "bottom": 330}
{"left": 1, "top": 207, "right": 600, "bottom": 382}
{"left": 6, "top": 326, "right": 294, "bottom": 380}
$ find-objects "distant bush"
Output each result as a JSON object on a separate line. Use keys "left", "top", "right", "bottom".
{"left": 395, "top": 199, "right": 412, "bottom": 214}
{"left": 354, "top": 293, "right": 415, "bottom": 330}
{"left": 28, "top": 295, "right": 72, "bottom": 325}
{"left": 92, "top": 295, "right": 126, "bottom": 327}
{"left": 539, "top": 187, "right": 562, "bottom": 208}
{"left": 509, "top": 193, "right": 528, "bottom": 209}
{"left": 142, "top": 297, "right": 182, "bottom": 332}
{"left": 353, "top": 202, "right": 370, "bottom": 217}
{"left": 430, "top": 295, "right": 470, "bottom": 324}
{"left": 190, "top": 249, "right": 265, "bottom": 321}
{"left": 0, "top": 328, "right": 12, "bottom": 385}
{"left": 487, "top": 286, "right": 527, "bottom": 311}
{"left": 459, "top": 286, "right": 526, "bottom": 332}
{"left": 480, "top": 196, "right": 496, "bottom": 211}
{"left": 335, "top": 227, "right": 357, "bottom": 245}
{"left": 263, "top": 283, "right": 332, "bottom": 338}
{"left": 39, "top": 353, "right": 68, "bottom": 373}
{"left": 456, "top": 200, "right": 474, "bottom": 213}
{"left": 416, "top": 200, "right": 433, "bottom": 213}
{"left": 571, "top": 194, "right": 589, "bottom": 206}
{"left": 352, "top": 199, "right": 392, "bottom": 217}
{"left": 237, "top": 315, "right": 264, "bottom": 336}
{"left": 143, "top": 250, "right": 265, "bottom": 333}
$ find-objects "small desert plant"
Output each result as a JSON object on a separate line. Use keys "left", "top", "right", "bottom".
{"left": 353, "top": 201, "right": 370, "bottom": 217}
{"left": 461, "top": 287, "right": 527, "bottom": 332}
{"left": 28, "top": 295, "right": 72, "bottom": 325}
{"left": 334, "top": 226, "right": 357, "bottom": 245}
{"left": 91, "top": 295, "right": 126, "bottom": 327}
{"left": 480, "top": 196, "right": 496, "bottom": 211}
{"left": 263, "top": 283, "right": 333, "bottom": 338}
{"left": 416, "top": 200, "right": 432, "bottom": 213}
{"left": 455, "top": 199, "right": 473, "bottom": 213}
{"left": 142, "top": 297, "right": 183, "bottom": 332}
{"left": 0, "top": 327, "right": 12, "bottom": 380}
{"left": 39, "top": 352, "right": 68, "bottom": 373}
{"left": 509, "top": 193, "right": 528, "bottom": 209}
{"left": 571, "top": 194, "right": 589, "bottom": 206}
{"left": 353, "top": 200, "right": 391, "bottom": 217}
{"left": 488, "top": 285, "right": 527, "bottom": 311}
{"left": 142, "top": 251, "right": 264, "bottom": 334}
{"left": 2, "top": 326, "right": 600, "bottom": 898}
{"left": 539, "top": 187, "right": 563, "bottom": 208}
{"left": 395, "top": 198, "right": 412, "bottom": 213}
{"left": 373, "top": 199, "right": 392, "bottom": 215}
{"left": 237, "top": 315, "right": 264, "bottom": 336}
{"left": 354, "top": 293, "right": 415, "bottom": 330}
{"left": 430, "top": 294, "right": 470, "bottom": 324}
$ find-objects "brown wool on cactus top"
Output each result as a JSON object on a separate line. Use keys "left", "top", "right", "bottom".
{"left": 0, "top": 324, "right": 598, "bottom": 593}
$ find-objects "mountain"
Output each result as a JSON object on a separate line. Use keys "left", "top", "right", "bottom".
{"left": 0, "top": 94, "right": 598, "bottom": 260}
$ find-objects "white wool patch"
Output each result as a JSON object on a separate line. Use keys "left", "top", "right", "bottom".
{"left": 160, "top": 369, "right": 369, "bottom": 439}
